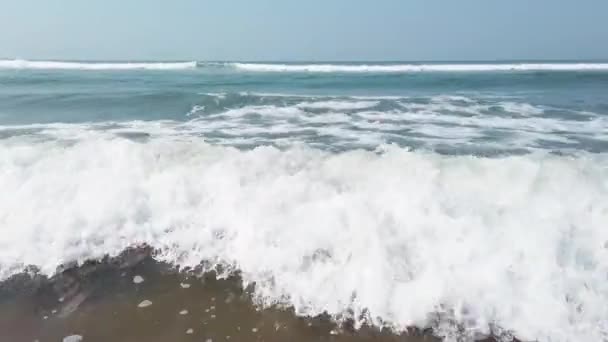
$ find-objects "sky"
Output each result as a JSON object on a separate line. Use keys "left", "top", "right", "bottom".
{"left": 0, "top": 0, "right": 606, "bottom": 61}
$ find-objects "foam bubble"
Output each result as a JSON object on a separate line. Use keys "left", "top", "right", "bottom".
{"left": 0, "top": 59, "right": 197, "bottom": 70}
{"left": 0, "top": 136, "right": 607, "bottom": 341}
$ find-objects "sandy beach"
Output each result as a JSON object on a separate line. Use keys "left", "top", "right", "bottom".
{"left": 0, "top": 249, "right": 446, "bottom": 342}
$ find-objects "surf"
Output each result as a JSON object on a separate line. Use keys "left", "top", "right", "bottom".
{"left": 0, "top": 135, "right": 607, "bottom": 341}
{"left": 230, "top": 62, "right": 608, "bottom": 73}
{"left": 0, "top": 59, "right": 197, "bottom": 70}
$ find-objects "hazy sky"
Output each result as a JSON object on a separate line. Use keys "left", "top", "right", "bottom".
{"left": 0, "top": 0, "right": 606, "bottom": 61}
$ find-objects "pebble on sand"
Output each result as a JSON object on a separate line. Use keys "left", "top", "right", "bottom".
{"left": 180, "top": 282, "right": 191, "bottom": 288}
{"left": 63, "top": 335, "right": 83, "bottom": 342}
{"left": 137, "top": 300, "right": 153, "bottom": 308}
{"left": 179, "top": 309, "right": 189, "bottom": 315}
{"left": 186, "top": 328, "right": 194, "bottom": 334}
{"left": 133, "top": 275, "right": 144, "bottom": 284}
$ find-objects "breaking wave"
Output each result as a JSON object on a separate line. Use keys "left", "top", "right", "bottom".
{"left": 0, "top": 59, "right": 197, "bottom": 70}
{"left": 231, "top": 62, "right": 608, "bottom": 73}
{"left": 0, "top": 134, "right": 607, "bottom": 341}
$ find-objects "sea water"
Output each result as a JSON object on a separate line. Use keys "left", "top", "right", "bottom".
{"left": 0, "top": 60, "right": 607, "bottom": 341}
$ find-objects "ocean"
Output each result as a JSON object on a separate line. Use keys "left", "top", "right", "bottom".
{"left": 0, "top": 60, "right": 607, "bottom": 342}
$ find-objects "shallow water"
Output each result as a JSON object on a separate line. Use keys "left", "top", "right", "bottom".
{"left": 0, "top": 255, "right": 440, "bottom": 342}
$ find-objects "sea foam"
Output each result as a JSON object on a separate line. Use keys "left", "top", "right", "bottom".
{"left": 0, "top": 135, "right": 607, "bottom": 341}
{"left": 232, "top": 62, "right": 608, "bottom": 73}
{"left": 0, "top": 59, "right": 197, "bottom": 70}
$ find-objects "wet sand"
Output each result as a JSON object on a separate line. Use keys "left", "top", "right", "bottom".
{"left": 0, "top": 249, "right": 499, "bottom": 342}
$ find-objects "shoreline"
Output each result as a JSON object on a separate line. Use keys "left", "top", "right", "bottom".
{"left": 0, "top": 247, "right": 442, "bottom": 342}
{"left": 0, "top": 247, "right": 514, "bottom": 342}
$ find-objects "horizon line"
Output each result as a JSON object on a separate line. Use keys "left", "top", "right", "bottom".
{"left": 2, "top": 58, "right": 608, "bottom": 64}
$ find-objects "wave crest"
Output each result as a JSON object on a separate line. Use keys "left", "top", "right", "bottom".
{"left": 231, "top": 62, "right": 608, "bottom": 73}
{"left": 0, "top": 59, "right": 197, "bottom": 70}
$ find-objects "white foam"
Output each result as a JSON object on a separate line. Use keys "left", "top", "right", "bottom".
{"left": 212, "top": 105, "right": 306, "bottom": 118}
{"left": 232, "top": 62, "right": 608, "bottom": 73}
{"left": 498, "top": 102, "right": 545, "bottom": 116}
{"left": 0, "top": 136, "right": 607, "bottom": 341}
{"left": 0, "top": 59, "right": 197, "bottom": 71}
{"left": 187, "top": 105, "right": 206, "bottom": 117}
{"left": 3, "top": 93, "right": 606, "bottom": 153}
{"left": 296, "top": 100, "right": 379, "bottom": 110}
{"left": 3, "top": 98, "right": 605, "bottom": 153}
{"left": 241, "top": 92, "right": 407, "bottom": 100}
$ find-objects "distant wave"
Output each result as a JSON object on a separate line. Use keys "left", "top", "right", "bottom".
{"left": 231, "top": 62, "right": 608, "bottom": 73}
{"left": 4, "top": 60, "right": 608, "bottom": 73}
{"left": 0, "top": 59, "right": 197, "bottom": 70}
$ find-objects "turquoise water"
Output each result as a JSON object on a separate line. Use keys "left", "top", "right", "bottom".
{"left": 1, "top": 60, "right": 607, "bottom": 154}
